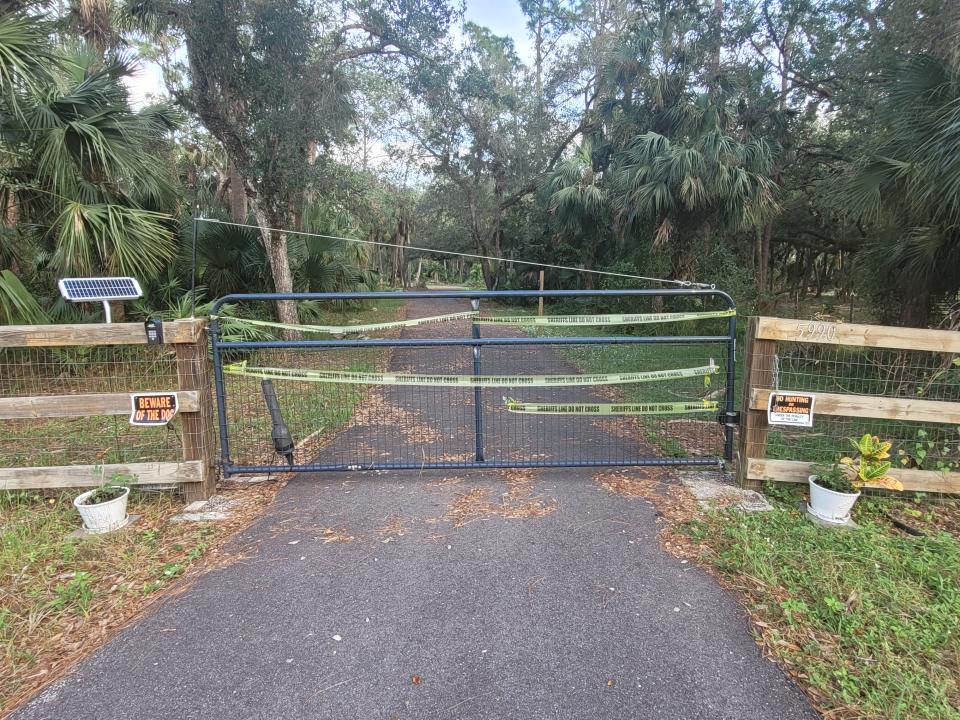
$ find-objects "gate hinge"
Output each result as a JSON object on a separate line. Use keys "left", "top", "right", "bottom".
{"left": 718, "top": 410, "right": 740, "bottom": 427}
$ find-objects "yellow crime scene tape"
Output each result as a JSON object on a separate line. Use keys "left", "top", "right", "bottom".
{"left": 222, "top": 360, "right": 719, "bottom": 387}
{"left": 216, "top": 308, "right": 734, "bottom": 334}
{"left": 475, "top": 309, "right": 736, "bottom": 325}
{"left": 503, "top": 398, "right": 719, "bottom": 415}
{"left": 213, "top": 310, "right": 478, "bottom": 334}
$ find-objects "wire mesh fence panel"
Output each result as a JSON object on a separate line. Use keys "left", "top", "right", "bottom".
{"left": 0, "top": 345, "right": 179, "bottom": 397}
{"left": 0, "top": 346, "right": 189, "bottom": 470}
{"left": 763, "top": 342, "right": 960, "bottom": 474}
{"left": 0, "top": 320, "right": 215, "bottom": 498}
{"left": 212, "top": 290, "right": 737, "bottom": 474}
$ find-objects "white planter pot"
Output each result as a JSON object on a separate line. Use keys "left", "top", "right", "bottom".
{"left": 74, "top": 487, "right": 130, "bottom": 534}
{"left": 807, "top": 475, "right": 860, "bottom": 525}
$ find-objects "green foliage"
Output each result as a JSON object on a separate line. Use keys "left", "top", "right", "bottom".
{"left": 841, "top": 434, "right": 903, "bottom": 492}
{"left": 0, "top": 489, "right": 238, "bottom": 706}
{"left": 51, "top": 572, "right": 94, "bottom": 616}
{"left": 811, "top": 461, "right": 855, "bottom": 494}
{"left": 899, "top": 427, "right": 960, "bottom": 473}
{"left": 847, "top": 53, "right": 960, "bottom": 324}
{"left": 0, "top": 12, "right": 57, "bottom": 115}
{"left": 82, "top": 469, "right": 135, "bottom": 505}
{"left": 0, "top": 269, "right": 48, "bottom": 324}
{"left": 466, "top": 262, "right": 485, "bottom": 289}
{"left": 688, "top": 500, "right": 960, "bottom": 719}
{"left": 0, "top": 11, "right": 181, "bottom": 293}
{"left": 5, "top": 0, "right": 960, "bottom": 329}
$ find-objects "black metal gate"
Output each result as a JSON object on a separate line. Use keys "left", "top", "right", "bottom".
{"left": 210, "top": 289, "right": 737, "bottom": 475}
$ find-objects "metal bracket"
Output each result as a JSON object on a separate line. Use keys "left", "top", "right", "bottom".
{"left": 719, "top": 410, "right": 740, "bottom": 427}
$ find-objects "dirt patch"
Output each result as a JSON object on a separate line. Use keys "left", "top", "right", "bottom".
{"left": 593, "top": 470, "right": 713, "bottom": 559}
{"left": 427, "top": 475, "right": 465, "bottom": 490}
{"left": 376, "top": 514, "right": 409, "bottom": 541}
{"left": 432, "top": 451, "right": 476, "bottom": 463}
{"left": 658, "top": 418, "right": 725, "bottom": 456}
{"left": 441, "top": 469, "right": 557, "bottom": 527}
{"left": 319, "top": 527, "right": 355, "bottom": 544}
{"left": 591, "top": 417, "right": 643, "bottom": 440}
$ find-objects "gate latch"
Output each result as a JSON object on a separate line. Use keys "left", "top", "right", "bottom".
{"left": 718, "top": 410, "right": 740, "bottom": 427}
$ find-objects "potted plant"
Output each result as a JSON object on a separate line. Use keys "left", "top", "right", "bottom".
{"left": 808, "top": 434, "right": 903, "bottom": 524}
{"left": 73, "top": 470, "right": 134, "bottom": 534}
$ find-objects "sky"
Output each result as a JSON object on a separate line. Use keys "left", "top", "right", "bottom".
{"left": 125, "top": 0, "right": 533, "bottom": 108}
{"left": 464, "top": 0, "right": 532, "bottom": 61}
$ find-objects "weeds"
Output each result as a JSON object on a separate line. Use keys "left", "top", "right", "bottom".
{"left": 682, "top": 488, "right": 960, "bottom": 719}
{"left": 0, "top": 485, "right": 274, "bottom": 713}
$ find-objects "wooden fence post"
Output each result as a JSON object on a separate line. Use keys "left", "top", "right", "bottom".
{"left": 737, "top": 316, "right": 776, "bottom": 489}
{"left": 538, "top": 270, "right": 545, "bottom": 316}
{"left": 175, "top": 321, "right": 216, "bottom": 501}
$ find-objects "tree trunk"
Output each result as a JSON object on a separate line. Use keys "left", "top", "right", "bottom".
{"left": 582, "top": 232, "right": 599, "bottom": 289}
{"left": 467, "top": 198, "right": 499, "bottom": 290}
{"left": 709, "top": 0, "right": 723, "bottom": 97}
{"left": 756, "top": 221, "right": 773, "bottom": 311}
{"left": 254, "top": 205, "right": 299, "bottom": 337}
{"left": 761, "top": 223, "right": 772, "bottom": 289}
{"left": 898, "top": 287, "right": 931, "bottom": 328}
{"left": 229, "top": 162, "right": 247, "bottom": 222}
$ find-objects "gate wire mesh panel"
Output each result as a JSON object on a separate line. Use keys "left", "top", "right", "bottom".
{"left": 212, "top": 289, "right": 736, "bottom": 473}
{"left": 481, "top": 341, "right": 727, "bottom": 465}
{"left": 0, "top": 345, "right": 190, "bottom": 469}
{"left": 760, "top": 342, "right": 960, "bottom": 478}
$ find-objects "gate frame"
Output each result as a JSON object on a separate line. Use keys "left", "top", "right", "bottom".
{"left": 211, "top": 289, "right": 737, "bottom": 476}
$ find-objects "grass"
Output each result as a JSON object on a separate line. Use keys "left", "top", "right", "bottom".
{"left": 677, "top": 485, "right": 960, "bottom": 719}
{"left": 0, "top": 482, "right": 278, "bottom": 713}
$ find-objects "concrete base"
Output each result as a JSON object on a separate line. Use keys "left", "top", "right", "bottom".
{"left": 679, "top": 472, "right": 773, "bottom": 512}
{"left": 170, "top": 494, "right": 241, "bottom": 523}
{"left": 224, "top": 474, "right": 271, "bottom": 485}
{"left": 67, "top": 514, "right": 142, "bottom": 539}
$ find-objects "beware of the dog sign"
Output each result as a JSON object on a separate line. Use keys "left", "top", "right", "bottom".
{"left": 767, "top": 392, "right": 815, "bottom": 427}
{"left": 129, "top": 393, "right": 178, "bottom": 426}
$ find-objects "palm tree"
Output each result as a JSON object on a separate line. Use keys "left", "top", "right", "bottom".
{"left": 848, "top": 54, "right": 960, "bottom": 326}
{"left": 0, "top": 269, "right": 48, "bottom": 323}
{"left": 0, "top": 10, "right": 58, "bottom": 117}
{"left": 1, "top": 9, "right": 181, "bottom": 294}
{"left": 607, "top": 96, "right": 779, "bottom": 280}
{"left": 546, "top": 140, "right": 608, "bottom": 287}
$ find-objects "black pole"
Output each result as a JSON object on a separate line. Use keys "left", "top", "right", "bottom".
{"left": 471, "top": 298, "right": 485, "bottom": 462}
{"left": 190, "top": 215, "right": 199, "bottom": 318}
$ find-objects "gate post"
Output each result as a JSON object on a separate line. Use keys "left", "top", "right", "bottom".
{"left": 175, "top": 320, "right": 217, "bottom": 501}
{"left": 737, "top": 316, "right": 775, "bottom": 489}
{"left": 471, "top": 298, "right": 485, "bottom": 462}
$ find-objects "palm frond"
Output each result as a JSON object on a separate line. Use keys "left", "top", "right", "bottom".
{"left": 0, "top": 270, "right": 49, "bottom": 324}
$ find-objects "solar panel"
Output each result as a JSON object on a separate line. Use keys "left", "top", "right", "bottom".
{"left": 58, "top": 277, "right": 142, "bottom": 302}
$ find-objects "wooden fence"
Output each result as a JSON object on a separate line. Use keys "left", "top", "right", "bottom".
{"left": 739, "top": 316, "right": 960, "bottom": 494}
{"left": 0, "top": 320, "right": 215, "bottom": 501}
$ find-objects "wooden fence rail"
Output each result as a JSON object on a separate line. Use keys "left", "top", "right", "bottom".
{"left": 738, "top": 316, "right": 960, "bottom": 495}
{"left": 0, "top": 319, "right": 215, "bottom": 500}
